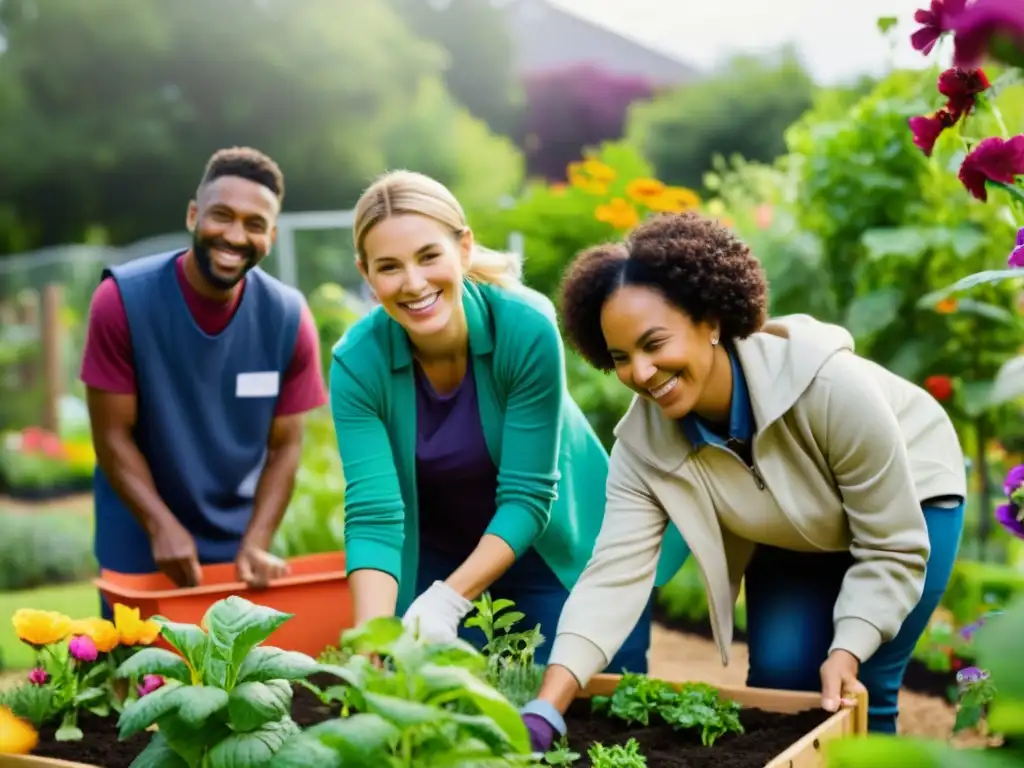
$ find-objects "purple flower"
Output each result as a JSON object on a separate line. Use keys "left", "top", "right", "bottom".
{"left": 959, "top": 618, "right": 984, "bottom": 640}
{"left": 1010, "top": 227, "right": 1024, "bottom": 267}
{"left": 27, "top": 667, "right": 48, "bottom": 686}
{"left": 995, "top": 502, "right": 1024, "bottom": 539}
{"left": 956, "top": 666, "right": 989, "bottom": 684}
{"left": 68, "top": 634, "right": 97, "bottom": 663}
{"left": 136, "top": 674, "right": 165, "bottom": 698}
{"left": 1003, "top": 464, "right": 1024, "bottom": 495}
{"left": 952, "top": 0, "right": 1024, "bottom": 68}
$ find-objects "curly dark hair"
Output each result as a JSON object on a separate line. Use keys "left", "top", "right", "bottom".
{"left": 199, "top": 146, "right": 285, "bottom": 204}
{"left": 559, "top": 212, "right": 768, "bottom": 371}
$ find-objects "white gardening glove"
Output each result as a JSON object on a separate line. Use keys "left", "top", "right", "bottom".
{"left": 401, "top": 580, "right": 473, "bottom": 644}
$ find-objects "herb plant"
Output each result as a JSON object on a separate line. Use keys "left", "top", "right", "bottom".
{"left": 269, "top": 616, "right": 535, "bottom": 767}
{"left": 115, "top": 595, "right": 329, "bottom": 768}
{"left": 591, "top": 673, "right": 743, "bottom": 746}
{"left": 587, "top": 737, "right": 646, "bottom": 767}
{"left": 543, "top": 736, "right": 581, "bottom": 765}
{"left": 465, "top": 593, "right": 545, "bottom": 707}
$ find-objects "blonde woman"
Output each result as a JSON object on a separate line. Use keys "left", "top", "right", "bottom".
{"left": 520, "top": 212, "right": 966, "bottom": 748}
{"left": 329, "top": 170, "right": 682, "bottom": 670}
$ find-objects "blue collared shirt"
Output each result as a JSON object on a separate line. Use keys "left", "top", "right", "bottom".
{"left": 680, "top": 347, "right": 754, "bottom": 451}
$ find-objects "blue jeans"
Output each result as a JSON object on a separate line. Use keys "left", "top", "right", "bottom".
{"left": 416, "top": 546, "right": 655, "bottom": 673}
{"left": 744, "top": 502, "right": 964, "bottom": 733}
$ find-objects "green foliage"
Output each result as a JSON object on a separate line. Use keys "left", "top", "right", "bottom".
{"left": 590, "top": 673, "right": 743, "bottom": 747}
{"left": 0, "top": 511, "right": 95, "bottom": 591}
{"left": 271, "top": 616, "right": 534, "bottom": 767}
{"left": 941, "top": 560, "right": 1024, "bottom": 625}
{"left": 115, "top": 597, "right": 326, "bottom": 768}
{"left": 543, "top": 736, "right": 581, "bottom": 765}
{"left": 627, "top": 47, "right": 816, "bottom": 191}
{"left": 588, "top": 737, "right": 646, "bottom": 767}
{"left": 464, "top": 593, "right": 545, "bottom": 708}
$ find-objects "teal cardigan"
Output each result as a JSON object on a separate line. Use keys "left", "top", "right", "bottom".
{"left": 329, "top": 279, "right": 685, "bottom": 613}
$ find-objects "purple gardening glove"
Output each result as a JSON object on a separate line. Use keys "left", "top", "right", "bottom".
{"left": 521, "top": 700, "right": 566, "bottom": 754}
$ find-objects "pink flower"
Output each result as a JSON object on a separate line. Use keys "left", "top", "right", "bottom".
{"left": 909, "top": 109, "right": 959, "bottom": 156}
{"left": 27, "top": 668, "right": 48, "bottom": 686}
{"left": 952, "top": 0, "right": 1024, "bottom": 68}
{"left": 68, "top": 634, "right": 97, "bottom": 663}
{"left": 912, "top": 0, "right": 968, "bottom": 55}
{"left": 1009, "top": 227, "right": 1024, "bottom": 267}
{"left": 957, "top": 134, "right": 1024, "bottom": 200}
{"left": 937, "top": 68, "right": 990, "bottom": 116}
{"left": 136, "top": 675, "right": 165, "bottom": 697}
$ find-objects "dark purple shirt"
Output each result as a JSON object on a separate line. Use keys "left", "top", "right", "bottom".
{"left": 415, "top": 361, "right": 497, "bottom": 557}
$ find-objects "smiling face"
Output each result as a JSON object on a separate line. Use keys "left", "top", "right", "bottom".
{"left": 601, "top": 284, "right": 722, "bottom": 420}
{"left": 359, "top": 213, "right": 470, "bottom": 341}
{"left": 186, "top": 175, "right": 279, "bottom": 291}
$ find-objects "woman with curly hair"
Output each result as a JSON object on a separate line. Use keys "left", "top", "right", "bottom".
{"left": 520, "top": 212, "right": 966, "bottom": 746}
{"left": 329, "top": 170, "right": 673, "bottom": 670}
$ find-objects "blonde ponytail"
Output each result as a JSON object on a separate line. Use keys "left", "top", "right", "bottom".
{"left": 466, "top": 243, "right": 523, "bottom": 289}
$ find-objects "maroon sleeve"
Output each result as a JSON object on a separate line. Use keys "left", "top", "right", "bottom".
{"left": 80, "top": 277, "right": 136, "bottom": 394}
{"left": 275, "top": 302, "right": 327, "bottom": 416}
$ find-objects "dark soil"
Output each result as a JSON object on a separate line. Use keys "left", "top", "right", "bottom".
{"left": 563, "top": 698, "right": 832, "bottom": 768}
{"left": 28, "top": 674, "right": 340, "bottom": 767}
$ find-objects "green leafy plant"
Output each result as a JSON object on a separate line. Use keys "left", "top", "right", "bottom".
{"left": 543, "top": 736, "right": 581, "bottom": 765}
{"left": 587, "top": 737, "right": 647, "bottom": 767}
{"left": 114, "top": 596, "right": 329, "bottom": 768}
{"left": 269, "top": 615, "right": 534, "bottom": 767}
{"left": 954, "top": 667, "right": 998, "bottom": 734}
{"left": 591, "top": 673, "right": 744, "bottom": 747}
{"left": 465, "top": 592, "right": 546, "bottom": 707}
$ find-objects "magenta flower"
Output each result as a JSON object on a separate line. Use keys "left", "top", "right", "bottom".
{"left": 912, "top": 0, "right": 968, "bottom": 55}
{"left": 27, "top": 667, "right": 48, "bottom": 686}
{"left": 68, "top": 634, "right": 97, "bottom": 663}
{"left": 937, "top": 68, "right": 991, "bottom": 116}
{"left": 136, "top": 674, "right": 165, "bottom": 697}
{"left": 909, "top": 109, "right": 959, "bottom": 156}
{"left": 1002, "top": 463, "right": 1024, "bottom": 495}
{"left": 995, "top": 502, "right": 1024, "bottom": 539}
{"left": 957, "top": 134, "right": 1024, "bottom": 200}
{"left": 1010, "top": 228, "right": 1024, "bottom": 267}
{"left": 951, "top": 0, "right": 1024, "bottom": 68}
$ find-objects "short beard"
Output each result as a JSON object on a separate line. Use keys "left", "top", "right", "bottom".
{"left": 192, "top": 234, "right": 257, "bottom": 291}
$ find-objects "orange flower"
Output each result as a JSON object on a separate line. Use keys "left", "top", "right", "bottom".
{"left": 935, "top": 297, "right": 959, "bottom": 313}
{"left": 113, "top": 604, "right": 161, "bottom": 646}
{"left": 625, "top": 178, "right": 666, "bottom": 204}
{"left": 648, "top": 186, "right": 702, "bottom": 213}
{"left": 69, "top": 617, "right": 120, "bottom": 654}
{"left": 595, "top": 198, "right": 640, "bottom": 230}
{"left": 0, "top": 706, "right": 38, "bottom": 754}
{"left": 12, "top": 609, "right": 72, "bottom": 647}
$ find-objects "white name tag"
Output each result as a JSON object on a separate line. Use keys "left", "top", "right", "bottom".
{"left": 236, "top": 371, "right": 280, "bottom": 398}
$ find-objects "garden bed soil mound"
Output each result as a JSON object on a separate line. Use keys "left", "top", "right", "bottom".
{"left": 28, "top": 675, "right": 339, "bottom": 768}
{"left": 563, "top": 698, "right": 832, "bottom": 768}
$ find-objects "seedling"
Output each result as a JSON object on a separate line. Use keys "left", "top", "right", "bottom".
{"left": 543, "top": 735, "right": 580, "bottom": 765}
{"left": 591, "top": 673, "right": 743, "bottom": 746}
{"left": 465, "top": 593, "right": 546, "bottom": 707}
{"left": 587, "top": 737, "right": 646, "bottom": 767}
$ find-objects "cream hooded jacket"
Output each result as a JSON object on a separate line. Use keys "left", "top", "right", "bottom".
{"left": 547, "top": 314, "right": 966, "bottom": 687}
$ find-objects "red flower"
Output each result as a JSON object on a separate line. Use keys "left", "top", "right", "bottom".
{"left": 952, "top": 0, "right": 1024, "bottom": 68}
{"left": 909, "top": 109, "right": 958, "bottom": 156}
{"left": 912, "top": 0, "right": 968, "bottom": 55}
{"left": 925, "top": 375, "right": 954, "bottom": 401}
{"left": 958, "top": 134, "right": 1024, "bottom": 200}
{"left": 937, "top": 68, "right": 990, "bottom": 116}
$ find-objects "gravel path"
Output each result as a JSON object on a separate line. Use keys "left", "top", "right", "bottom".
{"left": 648, "top": 623, "right": 997, "bottom": 746}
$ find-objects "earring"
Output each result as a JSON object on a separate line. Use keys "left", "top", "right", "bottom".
{"left": 711, "top": 336, "right": 720, "bottom": 346}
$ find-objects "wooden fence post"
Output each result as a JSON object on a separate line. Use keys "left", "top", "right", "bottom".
{"left": 41, "top": 284, "right": 63, "bottom": 433}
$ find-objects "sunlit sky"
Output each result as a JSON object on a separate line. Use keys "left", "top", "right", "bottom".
{"left": 549, "top": 0, "right": 953, "bottom": 84}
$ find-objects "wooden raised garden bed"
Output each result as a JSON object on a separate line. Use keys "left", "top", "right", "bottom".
{"left": 12, "top": 672, "right": 867, "bottom": 768}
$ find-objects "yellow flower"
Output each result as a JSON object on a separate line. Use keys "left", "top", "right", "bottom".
{"left": 582, "top": 159, "right": 616, "bottom": 183}
{"left": 935, "top": 297, "right": 958, "bottom": 314}
{"left": 114, "top": 604, "right": 162, "bottom": 646}
{"left": 625, "top": 178, "right": 666, "bottom": 204}
{"left": 0, "top": 706, "right": 38, "bottom": 754}
{"left": 647, "top": 186, "right": 702, "bottom": 213}
{"left": 69, "top": 617, "right": 120, "bottom": 654}
{"left": 567, "top": 162, "right": 609, "bottom": 195}
{"left": 12, "top": 609, "right": 72, "bottom": 647}
{"left": 595, "top": 198, "right": 640, "bottom": 231}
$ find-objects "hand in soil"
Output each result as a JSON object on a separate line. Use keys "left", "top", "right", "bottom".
{"left": 819, "top": 649, "right": 866, "bottom": 713}
{"left": 235, "top": 545, "right": 289, "bottom": 589}
{"left": 150, "top": 516, "right": 202, "bottom": 587}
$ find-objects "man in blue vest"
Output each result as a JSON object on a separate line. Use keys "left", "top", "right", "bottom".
{"left": 80, "top": 147, "right": 327, "bottom": 616}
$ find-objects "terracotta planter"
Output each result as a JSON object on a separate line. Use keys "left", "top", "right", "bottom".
{"left": 94, "top": 551, "right": 353, "bottom": 657}
{"left": 580, "top": 674, "right": 869, "bottom": 767}
{"left": 0, "top": 757, "right": 96, "bottom": 768}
